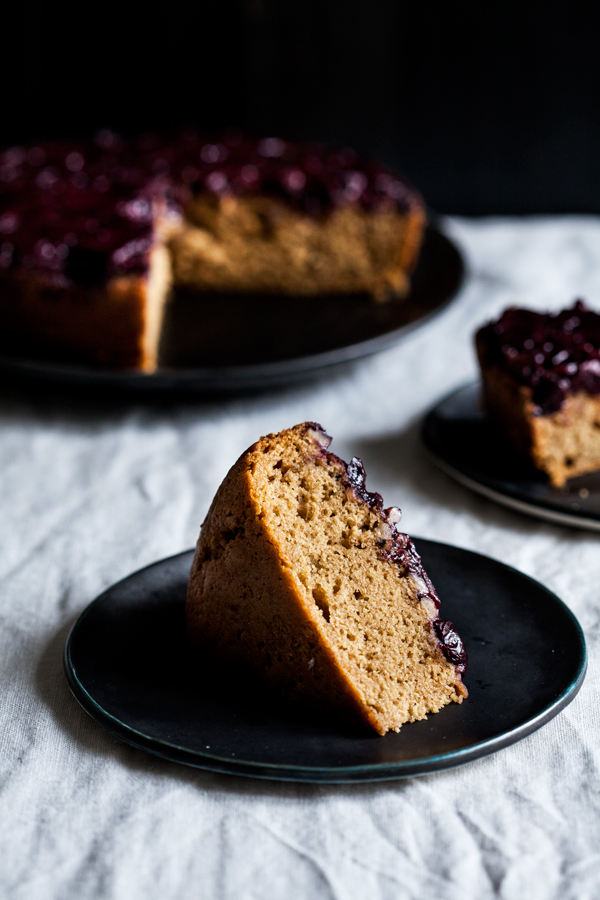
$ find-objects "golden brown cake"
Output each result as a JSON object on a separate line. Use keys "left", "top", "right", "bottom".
{"left": 476, "top": 301, "right": 600, "bottom": 487}
{"left": 173, "top": 191, "right": 424, "bottom": 302}
{"left": 186, "top": 422, "right": 467, "bottom": 735}
{"left": 0, "top": 133, "right": 425, "bottom": 371}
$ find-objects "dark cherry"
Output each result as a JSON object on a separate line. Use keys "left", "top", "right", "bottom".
{"left": 64, "top": 246, "right": 110, "bottom": 285}
{"left": 477, "top": 300, "right": 600, "bottom": 414}
{"left": 345, "top": 457, "right": 384, "bottom": 511}
{"left": 434, "top": 620, "right": 468, "bottom": 673}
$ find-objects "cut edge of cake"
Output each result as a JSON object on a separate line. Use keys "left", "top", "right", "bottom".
{"left": 139, "top": 240, "right": 174, "bottom": 372}
{"left": 172, "top": 194, "right": 425, "bottom": 303}
{"left": 476, "top": 303, "right": 600, "bottom": 487}
{"left": 477, "top": 358, "right": 600, "bottom": 487}
{"left": 186, "top": 422, "right": 467, "bottom": 735}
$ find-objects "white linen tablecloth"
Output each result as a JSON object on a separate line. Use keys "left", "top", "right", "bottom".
{"left": 1, "top": 216, "right": 600, "bottom": 900}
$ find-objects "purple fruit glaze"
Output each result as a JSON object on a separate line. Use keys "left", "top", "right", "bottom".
{"left": 0, "top": 131, "right": 422, "bottom": 287}
{"left": 345, "top": 457, "right": 386, "bottom": 514}
{"left": 306, "top": 427, "right": 467, "bottom": 674}
{"left": 433, "top": 620, "right": 468, "bottom": 671}
{"left": 477, "top": 300, "right": 600, "bottom": 415}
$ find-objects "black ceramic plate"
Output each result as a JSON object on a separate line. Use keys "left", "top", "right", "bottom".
{"left": 422, "top": 382, "right": 600, "bottom": 531}
{"left": 64, "top": 542, "right": 586, "bottom": 783}
{"left": 0, "top": 225, "right": 463, "bottom": 392}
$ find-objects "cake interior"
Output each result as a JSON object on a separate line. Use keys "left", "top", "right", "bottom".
{"left": 480, "top": 362, "right": 600, "bottom": 486}
{"left": 526, "top": 392, "right": 600, "bottom": 486}
{"left": 245, "top": 429, "right": 465, "bottom": 733}
{"left": 171, "top": 194, "right": 423, "bottom": 302}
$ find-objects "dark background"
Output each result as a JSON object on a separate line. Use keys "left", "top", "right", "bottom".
{"left": 3, "top": 1, "right": 598, "bottom": 215}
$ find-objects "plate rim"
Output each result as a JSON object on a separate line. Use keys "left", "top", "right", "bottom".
{"left": 1, "top": 225, "right": 464, "bottom": 392}
{"left": 422, "top": 381, "right": 600, "bottom": 531}
{"left": 63, "top": 544, "right": 587, "bottom": 783}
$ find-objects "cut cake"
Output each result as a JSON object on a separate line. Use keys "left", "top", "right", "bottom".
{"left": 0, "top": 133, "right": 425, "bottom": 371}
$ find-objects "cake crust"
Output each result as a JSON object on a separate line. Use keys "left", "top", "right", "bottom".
{"left": 186, "top": 423, "right": 467, "bottom": 735}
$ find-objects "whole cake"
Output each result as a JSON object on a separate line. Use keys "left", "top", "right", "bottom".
{"left": 476, "top": 300, "right": 600, "bottom": 486}
{"left": 0, "top": 132, "right": 425, "bottom": 371}
{"left": 186, "top": 422, "right": 467, "bottom": 735}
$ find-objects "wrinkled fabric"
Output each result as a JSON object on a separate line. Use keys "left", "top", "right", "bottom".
{"left": 1, "top": 216, "right": 600, "bottom": 900}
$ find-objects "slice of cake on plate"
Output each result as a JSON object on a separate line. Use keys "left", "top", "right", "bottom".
{"left": 186, "top": 422, "right": 467, "bottom": 735}
{"left": 476, "top": 300, "right": 600, "bottom": 487}
{"left": 0, "top": 132, "right": 425, "bottom": 371}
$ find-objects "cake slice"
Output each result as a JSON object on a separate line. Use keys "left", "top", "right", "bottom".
{"left": 476, "top": 301, "right": 600, "bottom": 487}
{"left": 186, "top": 423, "right": 467, "bottom": 735}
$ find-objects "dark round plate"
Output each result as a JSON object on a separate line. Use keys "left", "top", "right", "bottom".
{"left": 0, "top": 225, "right": 463, "bottom": 392}
{"left": 422, "top": 382, "right": 600, "bottom": 531}
{"left": 64, "top": 541, "right": 586, "bottom": 783}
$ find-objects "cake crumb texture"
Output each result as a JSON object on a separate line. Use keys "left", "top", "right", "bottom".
{"left": 173, "top": 194, "right": 424, "bottom": 301}
{"left": 476, "top": 302, "right": 600, "bottom": 486}
{"left": 480, "top": 364, "right": 600, "bottom": 486}
{"left": 186, "top": 423, "right": 467, "bottom": 735}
